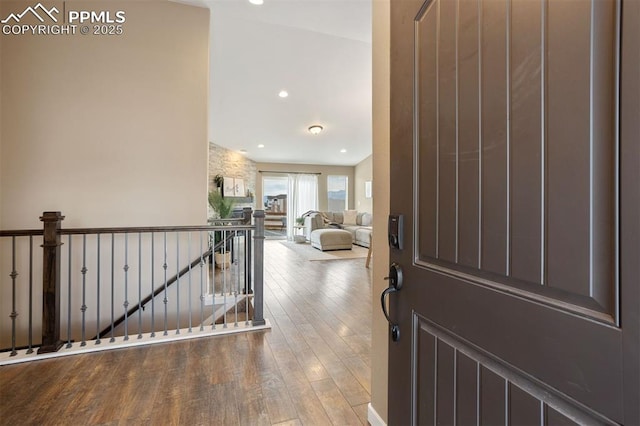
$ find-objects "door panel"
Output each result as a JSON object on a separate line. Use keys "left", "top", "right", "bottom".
{"left": 389, "top": 0, "right": 638, "bottom": 423}
{"left": 417, "top": 1, "right": 439, "bottom": 260}
{"left": 414, "top": 0, "right": 619, "bottom": 320}
{"left": 456, "top": 0, "right": 480, "bottom": 270}
{"left": 510, "top": 0, "right": 542, "bottom": 285}
{"left": 413, "top": 316, "right": 619, "bottom": 424}
{"left": 479, "top": 0, "right": 508, "bottom": 277}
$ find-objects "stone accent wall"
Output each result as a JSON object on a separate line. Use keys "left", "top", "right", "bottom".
{"left": 208, "top": 142, "right": 257, "bottom": 201}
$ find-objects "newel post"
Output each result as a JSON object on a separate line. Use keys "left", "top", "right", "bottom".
{"left": 244, "top": 208, "right": 253, "bottom": 294}
{"left": 252, "top": 210, "right": 265, "bottom": 326}
{"left": 38, "top": 211, "right": 65, "bottom": 354}
{"left": 241, "top": 207, "right": 252, "bottom": 225}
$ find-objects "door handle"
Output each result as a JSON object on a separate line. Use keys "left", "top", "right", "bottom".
{"left": 381, "top": 263, "right": 403, "bottom": 342}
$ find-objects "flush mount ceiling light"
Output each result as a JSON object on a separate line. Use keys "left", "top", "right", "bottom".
{"left": 278, "top": 90, "right": 288, "bottom": 98}
{"left": 340, "top": 149, "right": 347, "bottom": 153}
{"left": 308, "top": 125, "right": 324, "bottom": 135}
{"left": 249, "top": 0, "right": 264, "bottom": 5}
{"left": 258, "top": 144, "right": 265, "bottom": 148}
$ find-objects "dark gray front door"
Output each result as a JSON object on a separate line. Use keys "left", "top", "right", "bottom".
{"left": 387, "top": 0, "right": 639, "bottom": 424}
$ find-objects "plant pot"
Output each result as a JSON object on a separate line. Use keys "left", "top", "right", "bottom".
{"left": 214, "top": 252, "right": 231, "bottom": 269}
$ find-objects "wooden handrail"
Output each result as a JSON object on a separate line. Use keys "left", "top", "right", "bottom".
{"left": 0, "top": 229, "right": 44, "bottom": 237}
{"left": 60, "top": 223, "right": 249, "bottom": 235}
{"left": 0, "top": 224, "right": 249, "bottom": 237}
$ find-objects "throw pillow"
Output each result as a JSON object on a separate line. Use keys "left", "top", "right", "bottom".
{"left": 361, "top": 213, "right": 373, "bottom": 226}
{"left": 343, "top": 210, "right": 358, "bottom": 225}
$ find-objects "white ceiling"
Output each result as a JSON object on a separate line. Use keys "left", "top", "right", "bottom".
{"left": 203, "top": 0, "right": 373, "bottom": 166}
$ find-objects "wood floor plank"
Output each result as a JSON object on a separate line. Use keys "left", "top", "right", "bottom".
{"left": 311, "top": 378, "right": 363, "bottom": 426}
{"left": 0, "top": 240, "right": 372, "bottom": 426}
{"left": 272, "top": 419, "right": 303, "bottom": 426}
{"left": 297, "top": 323, "right": 371, "bottom": 407}
{"left": 236, "top": 381, "right": 271, "bottom": 426}
{"left": 260, "top": 370, "right": 298, "bottom": 424}
{"left": 343, "top": 356, "right": 372, "bottom": 394}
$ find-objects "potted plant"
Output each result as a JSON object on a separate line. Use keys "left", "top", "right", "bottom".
{"left": 213, "top": 174, "right": 224, "bottom": 196}
{"left": 208, "top": 191, "right": 235, "bottom": 268}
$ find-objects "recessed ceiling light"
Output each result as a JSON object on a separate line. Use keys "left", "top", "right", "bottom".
{"left": 258, "top": 144, "right": 265, "bottom": 148}
{"left": 249, "top": 0, "right": 264, "bottom": 5}
{"left": 308, "top": 125, "right": 324, "bottom": 135}
{"left": 340, "top": 149, "right": 347, "bottom": 153}
{"left": 278, "top": 90, "right": 288, "bottom": 98}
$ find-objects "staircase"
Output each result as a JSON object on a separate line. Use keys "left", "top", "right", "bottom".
{"left": 0, "top": 210, "right": 269, "bottom": 365}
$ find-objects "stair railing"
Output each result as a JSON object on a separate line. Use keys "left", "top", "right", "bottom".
{"left": 0, "top": 209, "right": 265, "bottom": 358}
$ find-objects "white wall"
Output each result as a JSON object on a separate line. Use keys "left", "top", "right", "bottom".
{"left": 0, "top": 1, "right": 209, "bottom": 229}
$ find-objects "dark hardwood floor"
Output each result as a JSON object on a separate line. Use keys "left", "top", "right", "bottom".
{"left": 0, "top": 240, "right": 372, "bottom": 425}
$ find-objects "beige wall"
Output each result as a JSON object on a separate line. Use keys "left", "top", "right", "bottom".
{"left": 354, "top": 155, "right": 373, "bottom": 213}
{"left": 0, "top": 1, "right": 209, "bottom": 346}
{"left": 0, "top": 1, "right": 209, "bottom": 229}
{"left": 0, "top": 24, "right": 3, "bottom": 228}
{"left": 254, "top": 162, "right": 355, "bottom": 212}
{"left": 371, "top": 0, "right": 390, "bottom": 422}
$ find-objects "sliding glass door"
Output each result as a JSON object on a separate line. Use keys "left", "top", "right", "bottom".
{"left": 287, "top": 174, "right": 318, "bottom": 240}
{"left": 262, "top": 176, "right": 288, "bottom": 238}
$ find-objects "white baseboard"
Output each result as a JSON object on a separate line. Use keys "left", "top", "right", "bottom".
{"left": 367, "top": 403, "right": 386, "bottom": 426}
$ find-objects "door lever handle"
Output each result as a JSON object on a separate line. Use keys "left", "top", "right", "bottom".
{"left": 381, "top": 263, "right": 403, "bottom": 342}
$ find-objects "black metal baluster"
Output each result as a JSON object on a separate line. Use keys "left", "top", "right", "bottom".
{"left": 175, "top": 233, "right": 180, "bottom": 334}
{"left": 96, "top": 234, "right": 101, "bottom": 345}
{"left": 223, "top": 229, "right": 228, "bottom": 328}
{"left": 199, "top": 231, "right": 205, "bottom": 332}
{"left": 163, "top": 232, "right": 168, "bottom": 336}
{"left": 27, "top": 235, "right": 34, "bottom": 353}
{"left": 123, "top": 233, "right": 129, "bottom": 341}
{"left": 80, "top": 235, "right": 87, "bottom": 346}
{"left": 244, "top": 230, "right": 249, "bottom": 325}
{"left": 9, "top": 236, "right": 18, "bottom": 356}
{"left": 150, "top": 232, "right": 155, "bottom": 338}
{"left": 234, "top": 230, "right": 239, "bottom": 328}
{"left": 247, "top": 228, "right": 253, "bottom": 295}
{"left": 210, "top": 232, "right": 215, "bottom": 331}
{"left": 138, "top": 232, "right": 142, "bottom": 339}
{"left": 66, "top": 235, "right": 72, "bottom": 348}
{"left": 110, "top": 233, "right": 115, "bottom": 342}
{"left": 188, "top": 231, "right": 192, "bottom": 333}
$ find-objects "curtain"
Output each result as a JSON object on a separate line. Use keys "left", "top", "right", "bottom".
{"left": 287, "top": 174, "right": 318, "bottom": 240}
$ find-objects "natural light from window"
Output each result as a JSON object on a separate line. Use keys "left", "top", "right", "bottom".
{"left": 327, "top": 175, "right": 348, "bottom": 211}
{"left": 263, "top": 176, "right": 288, "bottom": 213}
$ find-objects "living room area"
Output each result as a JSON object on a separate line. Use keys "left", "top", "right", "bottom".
{"left": 209, "top": 141, "right": 373, "bottom": 245}
{"left": 206, "top": 2, "right": 375, "bottom": 422}
{"left": 0, "top": 0, "right": 380, "bottom": 422}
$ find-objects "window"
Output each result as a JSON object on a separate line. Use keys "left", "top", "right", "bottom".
{"left": 263, "top": 176, "right": 288, "bottom": 213}
{"left": 327, "top": 175, "right": 348, "bottom": 211}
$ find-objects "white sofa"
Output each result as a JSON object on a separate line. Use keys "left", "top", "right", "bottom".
{"left": 304, "top": 211, "right": 373, "bottom": 248}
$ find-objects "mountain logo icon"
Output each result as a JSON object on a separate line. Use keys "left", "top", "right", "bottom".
{"left": 1, "top": 3, "right": 59, "bottom": 24}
